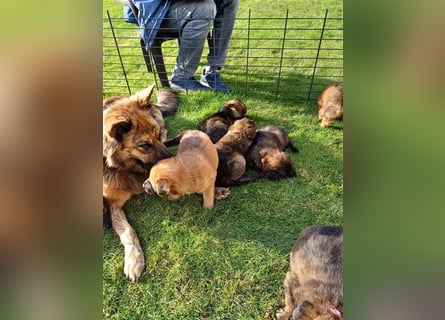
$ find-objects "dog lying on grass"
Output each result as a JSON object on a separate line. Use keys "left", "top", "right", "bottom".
{"left": 103, "top": 84, "right": 179, "bottom": 281}
{"left": 246, "top": 125, "right": 298, "bottom": 179}
{"left": 276, "top": 225, "right": 343, "bottom": 320}
{"left": 143, "top": 130, "right": 218, "bottom": 209}
{"left": 214, "top": 118, "right": 257, "bottom": 187}
{"left": 197, "top": 99, "right": 247, "bottom": 143}
{"left": 318, "top": 83, "right": 343, "bottom": 128}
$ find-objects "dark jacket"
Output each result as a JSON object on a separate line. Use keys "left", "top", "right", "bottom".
{"left": 124, "top": 0, "right": 172, "bottom": 50}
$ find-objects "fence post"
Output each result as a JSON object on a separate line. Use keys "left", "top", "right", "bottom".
{"left": 107, "top": 10, "right": 132, "bottom": 95}
{"left": 307, "top": 9, "right": 328, "bottom": 101}
{"left": 275, "top": 9, "right": 289, "bottom": 99}
{"left": 244, "top": 9, "right": 251, "bottom": 93}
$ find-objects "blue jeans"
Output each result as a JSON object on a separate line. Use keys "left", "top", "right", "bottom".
{"left": 161, "top": 0, "right": 240, "bottom": 79}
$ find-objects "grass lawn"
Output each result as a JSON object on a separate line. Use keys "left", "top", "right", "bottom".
{"left": 103, "top": 0, "right": 342, "bottom": 319}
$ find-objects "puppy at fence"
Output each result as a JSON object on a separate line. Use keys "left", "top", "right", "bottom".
{"left": 197, "top": 99, "right": 247, "bottom": 143}
{"left": 143, "top": 130, "right": 219, "bottom": 209}
{"left": 318, "top": 82, "right": 343, "bottom": 128}
{"left": 276, "top": 225, "right": 343, "bottom": 320}
{"left": 246, "top": 125, "right": 298, "bottom": 179}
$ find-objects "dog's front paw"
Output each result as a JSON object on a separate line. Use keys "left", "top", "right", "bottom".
{"left": 215, "top": 187, "right": 231, "bottom": 200}
{"left": 275, "top": 308, "right": 289, "bottom": 320}
{"left": 124, "top": 244, "right": 145, "bottom": 282}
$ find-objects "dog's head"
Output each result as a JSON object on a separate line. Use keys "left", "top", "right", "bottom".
{"left": 292, "top": 301, "right": 342, "bottom": 320}
{"left": 143, "top": 161, "right": 176, "bottom": 197}
{"left": 229, "top": 118, "right": 257, "bottom": 139}
{"left": 143, "top": 177, "right": 172, "bottom": 197}
{"left": 259, "top": 149, "right": 296, "bottom": 178}
{"left": 221, "top": 99, "right": 247, "bottom": 119}
{"left": 103, "top": 85, "right": 172, "bottom": 172}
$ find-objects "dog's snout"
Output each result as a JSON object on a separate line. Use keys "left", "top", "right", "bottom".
{"left": 143, "top": 179, "right": 155, "bottom": 195}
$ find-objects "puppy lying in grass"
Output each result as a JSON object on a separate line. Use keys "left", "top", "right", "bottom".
{"left": 197, "top": 99, "right": 247, "bottom": 143}
{"left": 143, "top": 130, "right": 218, "bottom": 209}
{"left": 214, "top": 117, "right": 256, "bottom": 187}
{"left": 318, "top": 83, "right": 343, "bottom": 127}
{"left": 246, "top": 125, "right": 298, "bottom": 179}
{"left": 276, "top": 225, "right": 343, "bottom": 320}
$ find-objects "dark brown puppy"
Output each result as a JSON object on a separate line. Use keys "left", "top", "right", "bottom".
{"left": 318, "top": 83, "right": 343, "bottom": 127}
{"left": 214, "top": 118, "right": 257, "bottom": 187}
{"left": 246, "top": 125, "right": 298, "bottom": 179}
{"left": 103, "top": 84, "right": 179, "bottom": 281}
{"left": 197, "top": 99, "right": 247, "bottom": 143}
{"left": 143, "top": 130, "right": 218, "bottom": 209}
{"left": 276, "top": 226, "right": 343, "bottom": 320}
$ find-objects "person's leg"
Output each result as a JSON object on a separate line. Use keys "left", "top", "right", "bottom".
{"left": 161, "top": 0, "right": 216, "bottom": 90}
{"left": 201, "top": 0, "right": 240, "bottom": 92}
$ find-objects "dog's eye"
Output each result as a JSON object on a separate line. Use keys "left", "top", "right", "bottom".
{"left": 138, "top": 142, "right": 152, "bottom": 151}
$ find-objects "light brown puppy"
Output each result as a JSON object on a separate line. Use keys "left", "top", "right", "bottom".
{"left": 143, "top": 130, "right": 219, "bottom": 209}
{"left": 318, "top": 83, "right": 343, "bottom": 127}
{"left": 276, "top": 226, "right": 343, "bottom": 320}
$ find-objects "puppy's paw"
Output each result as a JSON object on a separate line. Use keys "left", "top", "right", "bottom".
{"left": 275, "top": 308, "right": 289, "bottom": 320}
{"left": 215, "top": 187, "right": 231, "bottom": 200}
{"left": 124, "top": 244, "right": 145, "bottom": 282}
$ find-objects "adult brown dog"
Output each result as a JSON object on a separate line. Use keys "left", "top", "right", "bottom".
{"left": 318, "top": 83, "right": 343, "bottom": 127}
{"left": 214, "top": 118, "right": 256, "bottom": 187}
{"left": 246, "top": 125, "right": 298, "bottom": 179}
{"left": 197, "top": 99, "right": 247, "bottom": 143}
{"left": 103, "top": 84, "right": 179, "bottom": 281}
{"left": 143, "top": 130, "right": 218, "bottom": 209}
{"left": 276, "top": 226, "right": 343, "bottom": 320}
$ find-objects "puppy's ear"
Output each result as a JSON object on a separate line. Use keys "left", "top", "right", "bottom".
{"left": 108, "top": 117, "right": 132, "bottom": 141}
{"left": 156, "top": 178, "right": 172, "bottom": 196}
{"left": 132, "top": 84, "right": 156, "bottom": 107}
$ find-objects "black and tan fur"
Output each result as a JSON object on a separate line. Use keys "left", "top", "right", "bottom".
{"left": 214, "top": 118, "right": 256, "bottom": 187}
{"left": 246, "top": 125, "right": 298, "bottom": 179}
{"left": 276, "top": 226, "right": 343, "bottom": 320}
{"left": 143, "top": 130, "right": 218, "bottom": 209}
{"left": 197, "top": 99, "right": 247, "bottom": 143}
{"left": 318, "top": 83, "right": 343, "bottom": 127}
{"left": 103, "top": 84, "right": 179, "bottom": 281}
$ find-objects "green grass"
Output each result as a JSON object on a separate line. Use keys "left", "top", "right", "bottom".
{"left": 103, "top": 1, "right": 342, "bottom": 319}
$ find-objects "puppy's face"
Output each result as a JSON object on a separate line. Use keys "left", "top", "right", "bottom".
{"left": 260, "top": 150, "right": 296, "bottom": 178}
{"left": 143, "top": 177, "right": 173, "bottom": 196}
{"left": 223, "top": 99, "right": 247, "bottom": 119}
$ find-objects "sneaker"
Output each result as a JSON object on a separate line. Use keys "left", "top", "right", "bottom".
{"left": 170, "top": 76, "right": 208, "bottom": 91}
{"left": 200, "top": 68, "right": 229, "bottom": 93}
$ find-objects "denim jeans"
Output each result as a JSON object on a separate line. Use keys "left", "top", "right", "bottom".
{"left": 161, "top": 0, "right": 240, "bottom": 79}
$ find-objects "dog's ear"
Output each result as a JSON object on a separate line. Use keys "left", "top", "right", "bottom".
{"left": 109, "top": 117, "right": 132, "bottom": 141}
{"left": 131, "top": 84, "right": 156, "bottom": 107}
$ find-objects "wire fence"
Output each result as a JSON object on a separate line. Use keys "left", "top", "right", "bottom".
{"left": 103, "top": 9, "right": 343, "bottom": 101}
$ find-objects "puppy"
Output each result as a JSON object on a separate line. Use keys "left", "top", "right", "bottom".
{"left": 143, "top": 130, "right": 218, "bottom": 209}
{"left": 276, "top": 226, "right": 343, "bottom": 320}
{"left": 246, "top": 125, "right": 298, "bottom": 179}
{"left": 214, "top": 118, "right": 256, "bottom": 187}
{"left": 197, "top": 99, "right": 247, "bottom": 143}
{"left": 318, "top": 83, "right": 343, "bottom": 127}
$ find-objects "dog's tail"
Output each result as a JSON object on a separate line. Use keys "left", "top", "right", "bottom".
{"left": 287, "top": 142, "right": 300, "bottom": 153}
{"left": 156, "top": 89, "right": 180, "bottom": 116}
{"left": 164, "top": 131, "right": 185, "bottom": 147}
{"left": 232, "top": 174, "right": 268, "bottom": 186}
